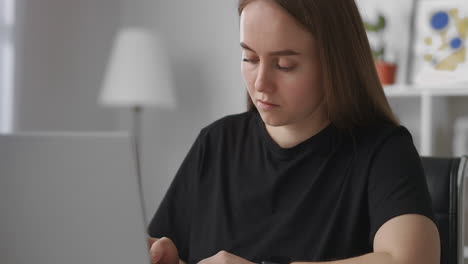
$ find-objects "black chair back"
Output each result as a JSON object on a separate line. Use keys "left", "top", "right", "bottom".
{"left": 421, "top": 156, "right": 467, "bottom": 264}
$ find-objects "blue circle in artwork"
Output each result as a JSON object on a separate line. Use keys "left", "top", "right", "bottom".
{"left": 431, "top": 11, "right": 449, "bottom": 30}
{"left": 450, "top": 37, "right": 463, "bottom": 49}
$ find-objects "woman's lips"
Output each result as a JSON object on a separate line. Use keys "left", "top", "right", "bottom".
{"left": 257, "top": 100, "right": 279, "bottom": 110}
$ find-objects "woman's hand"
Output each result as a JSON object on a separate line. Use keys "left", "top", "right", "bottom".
{"left": 148, "top": 237, "right": 180, "bottom": 264}
{"left": 197, "top": 251, "right": 257, "bottom": 264}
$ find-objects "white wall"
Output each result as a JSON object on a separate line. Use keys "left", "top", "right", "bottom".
{"left": 120, "top": 0, "right": 245, "bottom": 224}
{"left": 12, "top": 0, "right": 245, "bottom": 225}
{"left": 14, "top": 0, "right": 121, "bottom": 132}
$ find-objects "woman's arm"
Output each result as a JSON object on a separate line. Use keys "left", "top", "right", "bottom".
{"left": 292, "top": 214, "right": 440, "bottom": 264}
{"left": 198, "top": 216, "right": 439, "bottom": 264}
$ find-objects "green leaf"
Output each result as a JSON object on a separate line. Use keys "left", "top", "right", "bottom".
{"left": 364, "top": 14, "right": 386, "bottom": 32}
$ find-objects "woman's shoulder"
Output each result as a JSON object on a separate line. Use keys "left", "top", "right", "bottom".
{"left": 354, "top": 121, "right": 410, "bottom": 138}
{"left": 195, "top": 111, "right": 258, "bottom": 145}
{"left": 200, "top": 111, "right": 257, "bottom": 135}
{"left": 349, "top": 121, "right": 414, "bottom": 153}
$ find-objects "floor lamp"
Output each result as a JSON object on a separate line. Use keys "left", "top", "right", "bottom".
{"left": 99, "top": 28, "right": 175, "bottom": 226}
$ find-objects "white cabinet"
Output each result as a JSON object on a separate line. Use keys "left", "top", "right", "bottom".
{"left": 384, "top": 83, "right": 468, "bottom": 156}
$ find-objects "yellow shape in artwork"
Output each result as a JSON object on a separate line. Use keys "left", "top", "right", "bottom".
{"left": 438, "top": 31, "right": 449, "bottom": 51}
{"left": 424, "top": 54, "right": 433, "bottom": 62}
{"left": 450, "top": 8, "right": 468, "bottom": 39}
{"left": 435, "top": 47, "right": 466, "bottom": 71}
{"left": 425, "top": 37, "right": 433, "bottom": 45}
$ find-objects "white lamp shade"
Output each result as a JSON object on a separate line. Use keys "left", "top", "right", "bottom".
{"left": 100, "top": 28, "right": 176, "bottom": 108}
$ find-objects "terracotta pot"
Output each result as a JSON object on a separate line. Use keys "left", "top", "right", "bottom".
{"left": 375, "top": 61, "right": 397, "bottom": 85}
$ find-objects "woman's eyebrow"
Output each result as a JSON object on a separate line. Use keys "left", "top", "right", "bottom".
{"left": 240, "top": 42, "right": 301, "bottom": 56}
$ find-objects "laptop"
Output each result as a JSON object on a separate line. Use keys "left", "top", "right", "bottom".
{"left": 0, "top": 133, "right": 151, "bottom": 264}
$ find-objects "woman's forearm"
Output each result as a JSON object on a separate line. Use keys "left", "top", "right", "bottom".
{"left": 292, "top": 252, "right": 399, "bottom": 264}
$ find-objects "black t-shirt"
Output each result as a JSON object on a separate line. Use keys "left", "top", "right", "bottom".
{"left": 147, "top": 110, "right": 435, "bottom": 264}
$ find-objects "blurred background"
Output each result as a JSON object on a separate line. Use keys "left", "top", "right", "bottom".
{"left": 1, "top": 0, "right": 245, "bottom": 224}
{"left": 1, "top": 0, "right": 468, "bottom": 252}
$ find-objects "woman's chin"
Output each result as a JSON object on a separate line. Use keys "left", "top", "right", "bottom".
{"left": 258, "top": 112, "right": 288, "bottom": 127}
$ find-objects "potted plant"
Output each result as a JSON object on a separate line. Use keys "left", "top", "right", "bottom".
{"left": 364, "top": 13, "right": 398, "bottom": 85}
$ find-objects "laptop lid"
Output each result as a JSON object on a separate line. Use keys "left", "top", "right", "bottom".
{"left": 0, "top": 133, "right": 151, "bottom": 264}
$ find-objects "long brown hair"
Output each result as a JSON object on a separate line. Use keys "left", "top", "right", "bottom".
{"left": 238, "top": 0, "right": 399, "bottom": 129}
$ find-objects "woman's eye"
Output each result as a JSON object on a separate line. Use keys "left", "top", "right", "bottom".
{"left": 242, "top": 58, "right": 295, "bottom": 72}
{"left": 242, "top": 58, "right": 258, "bottom": 63}
{"left": 277, "top": 65, "right": 294, "bottom": 72}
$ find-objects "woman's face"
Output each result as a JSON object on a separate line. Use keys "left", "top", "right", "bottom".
{"left": 240, "top": 0, "right": 326, "bottom": 127}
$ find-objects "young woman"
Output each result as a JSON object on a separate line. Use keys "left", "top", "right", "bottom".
{"left": 147, "top": 0, "right": 440, "bottom": 264}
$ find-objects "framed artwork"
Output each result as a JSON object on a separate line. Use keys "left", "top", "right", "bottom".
{"left": 411, "top": 0, "right": 468, "bottom": 85}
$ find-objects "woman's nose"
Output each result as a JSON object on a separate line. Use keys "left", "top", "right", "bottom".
{"left": 254, "top": 64, "right": 274, "bottom": 93}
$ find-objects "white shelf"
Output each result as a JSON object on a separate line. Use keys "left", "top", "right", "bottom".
{"left": 383, "top": 82, "right": 468, "bottom": 156}
{"left": 384, "top": 83, "right": 468, "bottom": 97}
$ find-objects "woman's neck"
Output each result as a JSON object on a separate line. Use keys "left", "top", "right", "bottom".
{"left": 265, "top": 110, "right": 330, "bottom": 149}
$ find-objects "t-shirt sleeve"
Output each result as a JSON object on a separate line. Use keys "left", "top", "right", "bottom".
{"left": 147, "top": 129, "right": 206, "bottom": 262}
{"left": 367, "top": 126, "right": 435, "bottom": 245}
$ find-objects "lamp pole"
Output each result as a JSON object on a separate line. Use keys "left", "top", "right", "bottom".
{"left": 132, "top": 105, "right": 147, "bottom": 225}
